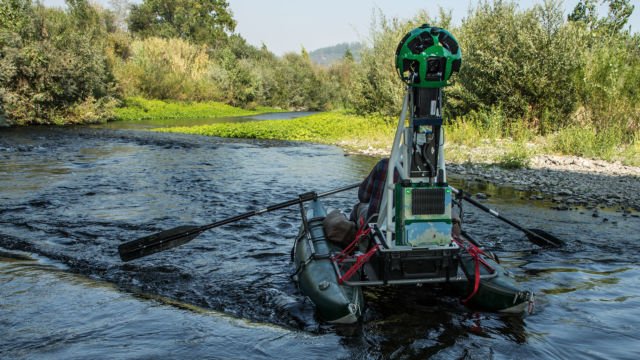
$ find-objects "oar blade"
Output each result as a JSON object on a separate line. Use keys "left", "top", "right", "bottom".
{"left": 118, "top": 225, "right": 203, "bottom": 262}
{"left": 526, "top": 228, "right": 564, "bottom": 248}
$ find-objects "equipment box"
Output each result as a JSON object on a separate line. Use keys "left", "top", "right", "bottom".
{"left": 395, "top": 183, "right": 453, "bottom": 247}
{"left": 331, "top": 223, "right": 462, "bottom": 286}
{"left": 375, "top": 245, "right": 460, "bottom": 281}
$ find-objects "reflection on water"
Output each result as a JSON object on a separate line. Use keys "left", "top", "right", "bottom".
{"left": 1, "top": 121, "right": 640, "bottom": 359}
{"left": 0, "top": 253, "right": 347, "bottom": 359}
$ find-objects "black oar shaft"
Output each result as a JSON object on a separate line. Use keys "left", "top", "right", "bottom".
{"left": 450, "top": 186, "right": 562, "bottom": 248}
{"left": 200, "top": 186, "right": 357, "bottom": 233}
{"left": 119, "top": 182, "right": 360, "bottom": 261}
{"left": 457, "top": 191, "right": 524, "bottom": 229}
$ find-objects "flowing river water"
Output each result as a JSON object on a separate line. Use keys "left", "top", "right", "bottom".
{"left": 1, "top": 114, "right": 639, "bottom": 359}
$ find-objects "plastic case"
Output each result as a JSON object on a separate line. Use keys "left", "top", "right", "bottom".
{"left": 395, "top": 183, "right": 453, "bottom": 247}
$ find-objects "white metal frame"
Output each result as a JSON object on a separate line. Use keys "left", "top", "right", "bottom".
{"left": 377, "top": 88, "right": 448, "bottom": 246}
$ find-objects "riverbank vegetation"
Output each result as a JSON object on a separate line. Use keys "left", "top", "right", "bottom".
{"left": 155, "top": 111, "right": 395, "bottom": 154}
{"left": 1, "top": 0, "right": 638, "bottom": 165}
{"left": 113, "top": 97, "right": 281, "bottom": 121}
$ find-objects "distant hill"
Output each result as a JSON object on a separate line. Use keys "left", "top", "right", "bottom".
{"left": 309, "top": 42, "right": 363, "bottom": 66}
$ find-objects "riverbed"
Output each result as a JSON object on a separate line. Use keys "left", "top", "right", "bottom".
{"left": 1, "top": 116, "right": 639, "bottom": 359}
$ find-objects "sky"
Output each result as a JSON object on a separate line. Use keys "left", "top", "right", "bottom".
{"left": 43, "top": 0, "right": 640, "bottom": 55}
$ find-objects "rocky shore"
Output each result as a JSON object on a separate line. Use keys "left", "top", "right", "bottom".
{"left": 354, "top": 143, "right": 640, "bottom": 213}
{"left": 447, "top": 155, "right": 640, "bottom": 213}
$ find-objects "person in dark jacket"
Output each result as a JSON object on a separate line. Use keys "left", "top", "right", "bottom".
{"left": 351, "top": 158, "right": 399, "bottom": 225}
{"left": 351, "top": 158, "right": 461, "bottom": 238}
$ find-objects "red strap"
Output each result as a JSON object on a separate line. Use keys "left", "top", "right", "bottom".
{"left": 337, "top": 244, "right": 379, "bottom": 285}
{"left": 462, "top": 245, "right": 482, "bottom": 304}
{"left": 332, "top": 224, "right": 371, "bottom": 264}
{"left": 452, "top": 236, "right": 495, "bottom": 304}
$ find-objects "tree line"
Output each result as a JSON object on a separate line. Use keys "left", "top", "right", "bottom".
{"left": 1, "top": 0, "right": 638, "bottom": 145}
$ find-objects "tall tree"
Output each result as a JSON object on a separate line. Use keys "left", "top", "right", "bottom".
{"left": 127, "top": 0, "right": 235, "bottom": 45}
{"left": 602, "top": 0, "right": 634, "bottom": 34}
{"left": 568, "top": 0, "right": 598, "bottom": 28}
{"left": 568, "top": 0, "right": 635, "bottom": 34}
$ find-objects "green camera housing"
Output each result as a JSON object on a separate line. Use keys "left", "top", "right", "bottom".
{"left": 395, "top": 24, "right": 462, "bottom": 88}
{"left": 394, "top": 183, "right": 453, "bottom": 247}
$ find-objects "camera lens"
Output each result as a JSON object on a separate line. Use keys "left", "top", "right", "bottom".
{"left": 425, "top": 57, "right": 445, "bottom": 81}
{"left": 427, "top": 59, "right": 440, "bottom": 73}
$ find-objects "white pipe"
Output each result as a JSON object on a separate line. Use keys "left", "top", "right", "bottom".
{"left": 379, "top": 91, "right": 409, "bottom": 245}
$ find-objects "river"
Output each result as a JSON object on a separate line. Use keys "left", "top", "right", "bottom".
{"left": 1, "top": 114, "right": 639, "bottom": 359}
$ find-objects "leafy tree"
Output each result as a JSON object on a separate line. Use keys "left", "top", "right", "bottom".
{"left": 568, "top": 0, "right": 598, "bottom": 28}
{"left": 568, "top": 0, "right": 635, "bottom": 35}
{"left": 128, "top": 0, "right": 235, "bottom": 45}
{"left": 0, "top": 0, "right": 119, "bottom": 125}
{"left": 601, "top": 0, "right": 634, "bottom": 34}
{"left": 450, "top": 0, "right": 585, "bottom": 132}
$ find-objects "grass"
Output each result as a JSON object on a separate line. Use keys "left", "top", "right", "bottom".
{"left": 114, "top": 97, "right": 284, "bottom": 121}
{"left": 154, "top": 110, "right": 395, "bottom": 152}
{"left": 497, "top": 141, "right": 533, "bottom": 169}
{"left": 152, "top": 105, "right": 639, "bottom": 168}
{"left": 546, "top": 125, "right": 640, "bottom": 166}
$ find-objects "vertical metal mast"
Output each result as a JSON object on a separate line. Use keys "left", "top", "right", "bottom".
{"left": 378, "top": 86, "right": 447, "bottom": 244}
{"left": 377, "top": 24, "right": 461, "bottom": 247}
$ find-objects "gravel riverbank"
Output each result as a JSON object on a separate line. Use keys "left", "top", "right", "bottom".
{"left": 354, "top": 143, "right": 640, "bottom": 213}
{"left": 448, "top": 154, "right": 640, "bottom": 213}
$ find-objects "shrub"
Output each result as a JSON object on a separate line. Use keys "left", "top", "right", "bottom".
{"left": 347, "top": 11, "right": 431, "bottom": 119}
{"left": 452, "top": 1, "right": 583, "bottom": 131}
{"left": 497, "top": 142, "right": 532, "bottom": 169}
{"left": 0, "top": 1, "right": 119, "bottom": 125}
{"left": 550, "top": 125, "right": 624, "bottom": 160}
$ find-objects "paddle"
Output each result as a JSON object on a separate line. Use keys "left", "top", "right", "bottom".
{"left": 450, "top": 186, "right": 564, "bottom": 248}
{"left": 118, "top": 182, "right": 360, "bottom": 262}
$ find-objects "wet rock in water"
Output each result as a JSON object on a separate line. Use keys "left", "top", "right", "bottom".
{"left": 558, "top": 189, "right": 573, "bottom": 196}
{"left": 475, "top": 193, "right": 488, "bottom": 200}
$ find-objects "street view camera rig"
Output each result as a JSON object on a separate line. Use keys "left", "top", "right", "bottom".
{"left": 378, "top": 24, "right": 462, "bottom": 247}
{"left": 332, "top": 25, "right": 466, "bottom": 287}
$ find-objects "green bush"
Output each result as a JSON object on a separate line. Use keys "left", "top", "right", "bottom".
{"left": 550, "top": 125, "right": 625, "bottom": 160}
{"left": 347, "top": 11, "right": 436, "bottom": 119}
{"left": 111, "top": 35, "right": 335, "bottom": 110}
{"left": 112, "top": 37, "right": 219, "bottom": 101}
{"left": 497, "top": 142, "right": 532, "bottom": 169}
{"left": 452, "top": 1, "right": 584, "bottom": 131}
{"left": 573, "top": 35, "right": 640, "bottom": 136}
{"left": 0, "top": 0, "right": 119, "bottom": 125}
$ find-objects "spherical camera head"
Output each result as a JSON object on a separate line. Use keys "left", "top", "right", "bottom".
{"left": 395, "top": 24, "right": 462, "bottom": 88}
